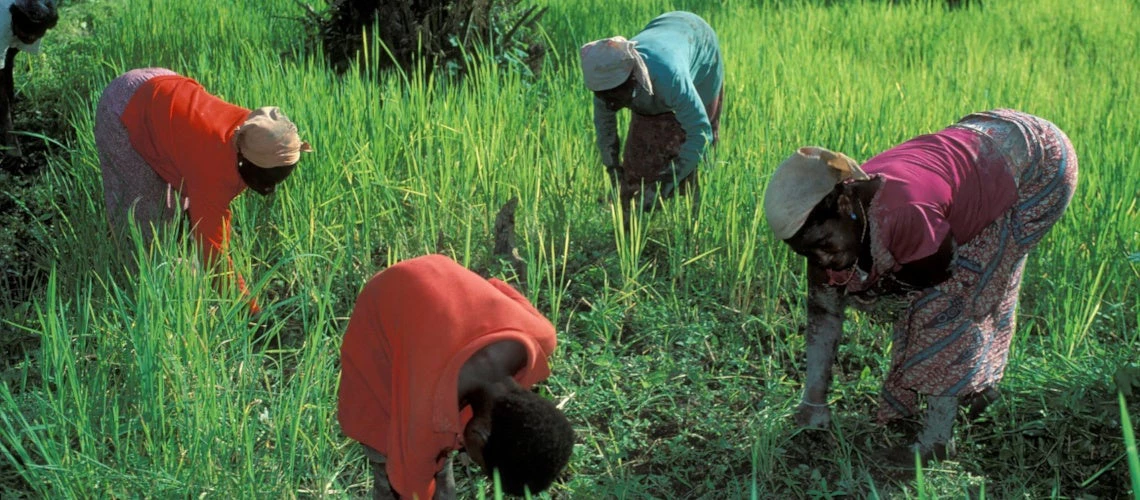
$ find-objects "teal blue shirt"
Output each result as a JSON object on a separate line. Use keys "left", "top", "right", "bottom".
{"left": 593, "top": 11, "right": 724, "bottom": 181}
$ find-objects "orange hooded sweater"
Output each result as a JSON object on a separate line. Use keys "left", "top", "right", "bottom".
{"left": 119, "top": 75, "right": 255, "bottom": 308}
{"left": 337, "top": 254, "right": 557, "bottom": 499}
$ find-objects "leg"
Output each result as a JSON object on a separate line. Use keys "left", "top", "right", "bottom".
{"left": 960, "top": 386, "right": 1002, "bottom": 420}
{"left": 796, "top": 264, "right": 846, "bottom": 428}
{"left": 361, "top": 445, "right": 399, "bottom": 500}
{"left": 3, "top": 48, "right": 14, "bottom": 103}
{"left": 915, "top": 394, "right": 958, "bottom": 457}
{"left": 96, "top": 102, "right": 169, "bottom": 245}
{"left": 606, "top": 164, "right": 624, "bottom": 197}
{"left": 879, "top": 394, "right": 959, "bottom": 467}
{"left": 432, "top": 456, "right": 456, "bottom": 500}
{"left": 0, "top": 48, "right": 19, "bottom": 158}
{"left": 491, "top": 197, "right": 526, "bottom": 281}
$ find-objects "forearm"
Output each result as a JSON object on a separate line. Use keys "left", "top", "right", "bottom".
{"left": 194, "top": 213, "right": 257, "bottom": 311}
{"left": 592, "top": 97, "right": 620, "bottom": 167}
{"left": 797, "top": 264, "right": 846, "bottom": 428}
{"left": 803, "top": 275, "right": 844, "bottom": 403}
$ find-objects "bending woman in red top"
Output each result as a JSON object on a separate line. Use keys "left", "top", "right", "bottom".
{"left": 94, "top": 68, "right": 312, "bottom": 312}
{"left": 764, "top": 109, "right": 1077, "bottom": 464}
{"left": 338, "top": 254, "right": 575, "bottom": 499}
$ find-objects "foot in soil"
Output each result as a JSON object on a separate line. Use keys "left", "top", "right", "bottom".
{"left": 872, "top": 439, "right": 956, "bottom": 470}
{"left": 787, "top": 425, "right": 839, "bottom": 459}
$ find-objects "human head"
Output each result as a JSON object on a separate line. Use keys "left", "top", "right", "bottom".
{"left": 9, "top": 0, "right": 58, "bottom": 45}
{"left": 783, "top": 184, "right": 867, "bottom": 270}
{"left": 237, "top": 155, "right": 297, "bottom": 195}
{"left": 763, "top": 147, "right": 873, "bottom": 270}
{"left": 233, "top": 106, "right": 312, "bottom": 195}
{"left": 464, "top": 383, "right": 575, "bottom": 496}
{"left": 593, "top": 75, "right": 638, "bottom": 111}
{"left": 580, "top": 36, "right": 653, "bottom": 100}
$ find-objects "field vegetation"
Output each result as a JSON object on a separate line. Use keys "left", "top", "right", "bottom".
{"left": 1, "top": 0, "right": 1138, "bottom": 497}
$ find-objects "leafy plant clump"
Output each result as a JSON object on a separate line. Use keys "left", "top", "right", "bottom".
{"left": 304, "top": 0, "right": 549, "bottom": 77}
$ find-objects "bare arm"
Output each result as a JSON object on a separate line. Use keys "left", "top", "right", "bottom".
{"left": 591, "top": 96, "right": 621, "bottom": 169}
{"left": 796, "top": 263, "right": 846, "bottom": 428}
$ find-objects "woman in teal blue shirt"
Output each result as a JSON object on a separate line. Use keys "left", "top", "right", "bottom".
{"left": 581, "top": 11, "right": 724, "bottom": 213}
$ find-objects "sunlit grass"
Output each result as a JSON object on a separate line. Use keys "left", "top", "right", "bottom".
{"left": 0, "top": 0, "right": 1137, "bottom": 497}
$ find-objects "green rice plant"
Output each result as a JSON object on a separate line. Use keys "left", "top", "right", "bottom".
{"left": 526, "top": 221, "right": 573, "bottom": 328}
{"left": 1121, "top": 393, "right": 1140, "bottom": 498}
{"left": 610, "top": 193, "right": 651, "bottom": 289}
{"left": 1, "top": 0, "right": 1138, "bottom": 496}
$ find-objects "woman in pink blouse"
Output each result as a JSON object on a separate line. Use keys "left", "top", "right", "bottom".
{"left": 764, "top": 109, "right": 1077, "bottom": 464}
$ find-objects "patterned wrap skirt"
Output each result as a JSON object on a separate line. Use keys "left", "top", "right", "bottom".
{"left": 94, "top": 67, "right": 180, "bottom": 242}
{"left": 878, "top": 109, "right": 1078, "bottom": 422}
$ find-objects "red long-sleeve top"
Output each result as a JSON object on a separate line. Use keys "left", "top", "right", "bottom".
{"left": 120, "top": 75, "right": 256, "bottom": 308}
{"left": 338, "top": 255, "right": 558, "bottom": 499}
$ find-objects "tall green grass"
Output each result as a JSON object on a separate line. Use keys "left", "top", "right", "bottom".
{"left": 1, "top": 0, "right": 1138, "bottom": 497}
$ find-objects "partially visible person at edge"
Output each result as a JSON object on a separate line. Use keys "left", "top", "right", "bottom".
{"left": 0, "top": 0, "right": 58, "bottom": 158}
{"left": 338, "top": 254, "right": 576, "bottom": 499}
{"left": 580, "top": 10, "right": 723, "bottom": 215}
{"left": 763, "top": 109, "right": 1077, "bottom": 465}
{"left": 94, "top": 68, "right": 312, "bottom": 314}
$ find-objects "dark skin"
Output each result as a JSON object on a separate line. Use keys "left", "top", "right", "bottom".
{"left": 10, "top": 4, "right": 58, "bottom": 45}
{"left": 785, "top": 177, "right": 959, "bottom": 455}
{"left": 237, "top": 153, "right": 297, "bottom": 196}
{"left": 593, "top": 75, "right": 638, "bottom": 112}
{"left": 785, "top": 178, "right": 956, "bottom": 293}
{"left": 456, "top": 340, "right": 528, "bottom": 468}
{"left": 595, "top": 77, "right": 638, "bottom": 196}
{"left": 1, "top": 2, "right": 58, "bottom": 158}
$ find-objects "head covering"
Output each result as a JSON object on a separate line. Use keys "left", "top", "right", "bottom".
{"left": 579, "top": 36, "right": 654, "bottom": 96}
{"left": 13, "top": 0, "right": 58, "bottom": 24}
{"left": 233, "top": 107, "right": 313, "bottom": 168}
{"left": 763, "top": 146, "right": 870, "bottom": 240}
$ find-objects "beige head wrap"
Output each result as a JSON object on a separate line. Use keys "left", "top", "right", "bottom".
{"left": 234, "top": 107, "right": 313, "bottom": 168}
{"left": 763, "top": 146, "right": 870, "bottom": 240}
{"left": 579, "top": 36, "right": 654, "bottom": 95}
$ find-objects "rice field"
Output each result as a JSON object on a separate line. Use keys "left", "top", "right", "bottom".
{"left": 1, "top": 0, "right": 1138, "bottom": 497}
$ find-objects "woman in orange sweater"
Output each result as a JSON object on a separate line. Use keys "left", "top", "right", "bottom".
{"left": 94, "top": 68, "right": 311, "bottom": 311}
{"left": 338, "top": 254, "right": 575, "bottom": 498}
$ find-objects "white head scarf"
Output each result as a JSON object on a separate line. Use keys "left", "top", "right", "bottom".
{"left": 233, "top": 107, "right": 313, "bottom": 168}
{"left": 579, "top": 36, "right": 653, "bottom": 96}
{"left": 763, "top": 146, "right": 870, "bottom": 240}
